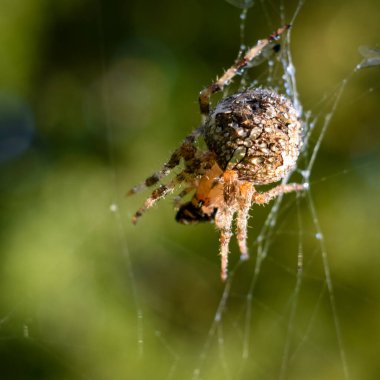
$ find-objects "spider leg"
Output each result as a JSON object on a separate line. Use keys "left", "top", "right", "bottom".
{"left": 215, "top": 207, "right": 235, "bottom": 282}
{"left": 252, "top": 183, "right": 306, "bottom": 205}
{"left": 131, "top": 173, "right": 186, "bottom": 224}
{"left": 198, "top": 24, "right": 291, "bottom": 116}
{"left": 236, "top": 182, "right": 254, "bottom": 261}
{"left": 173, "top": 187, "right": 194, "bottom": 209}
{"left": 213, "top": 169, "right": 240, "bottom": 281}
{"left": 127, "top": 126, "right": 203, "bottom": 196}
{"left": 174, "top": 151, "right": 218, "bottom": 207}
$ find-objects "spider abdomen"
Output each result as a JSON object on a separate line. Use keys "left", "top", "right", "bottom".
{"left": 204, "top": 88, "right": 301, "bottom": 184}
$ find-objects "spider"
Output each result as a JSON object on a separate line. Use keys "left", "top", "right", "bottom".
{"left": 127, "top": 25, "right": 306, "bottom": 281}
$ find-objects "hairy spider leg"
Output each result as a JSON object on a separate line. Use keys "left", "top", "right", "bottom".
{"left": 214, "top": 169, "right": 240, "bottom": 281}
{"left": 215, "top": 207, "right": 234, "bottom": 282}
{"left": 252, "top": 183, "right": 306, "bottom": 205}
{"left": 127, "top": 126, "right": 203, "bottom": 196}
{"left": 131, "top": 173, "right": 187, "bottom": 224}
{"left": 173, "top": 187, "right": 195, "bottom": 209}
{"left": 131, "top": 148, "right": 217, "bottom": 224}
{"left": 174, "top": 151, "right": 219, "bottom": 207}
{"left": 236, "top": 182, "right": 255, "bottom": 261}
{"left": 215, "top": 182, "right": 304, "bottom": 280}
{"left": 175, "top": 163, "right": 223, "bottom": 224}
{"left": 198, "top": 24, "right": 291, "bottom": 116}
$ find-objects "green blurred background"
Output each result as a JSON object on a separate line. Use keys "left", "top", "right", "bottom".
{"left": 1, "top": 0, "right": 380, "bottom": 379}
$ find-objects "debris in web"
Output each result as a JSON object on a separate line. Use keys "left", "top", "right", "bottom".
{"left": 356, "top": 46, "right": 380, "bottom": 70}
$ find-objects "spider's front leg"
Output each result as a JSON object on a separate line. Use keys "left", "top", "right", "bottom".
{"left": 127, "top": 126, "right": 203, "bottom": 196}
{"left": 131, "top": 172, "right": 186, "bottom": 224}
{"left": 173, "top": 187, "right": 195, "bottom": 210}
{"left": 129, "top": 128, "right": 206, "bottom": 224}
{"left": 198, "top": 24, "right": 291, "bottom": 116}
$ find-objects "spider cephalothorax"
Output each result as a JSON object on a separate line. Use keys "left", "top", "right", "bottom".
{"left": 128, "top": 25, "right": 306, "bottom": 280}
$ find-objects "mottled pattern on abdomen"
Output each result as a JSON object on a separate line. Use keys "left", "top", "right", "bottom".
{"left": 204, "top": 88, "right": 302, "bottom": 185}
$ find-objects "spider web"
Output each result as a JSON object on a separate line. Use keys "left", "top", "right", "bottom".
{"left": 1, "top": 0, "right": 380, "bottom": 379}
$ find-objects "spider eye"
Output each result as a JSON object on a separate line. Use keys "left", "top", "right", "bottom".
{"left": 175, "top": 202, "right": 217, "bottom": 224}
